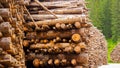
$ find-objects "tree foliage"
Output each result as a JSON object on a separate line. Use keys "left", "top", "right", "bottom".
{"left": 87, "top": 0, "right": 120, "bottom": 42}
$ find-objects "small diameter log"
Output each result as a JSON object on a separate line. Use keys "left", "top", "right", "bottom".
{"left": 23, "top": 40, "right": 30, "bottom": 47}
{"left": 28, "top": 0, "right": 84, "bottom": 8}
{"left": 0, "top": 54, "right": 19, "bottom": 67}
{"left": 71, "top": 59, "right": 77, "bottom": 66}
{"left": 25, "top": 14, "right": 86, "bottom": 21}
{"left": 0, "top": 22, "right": 13, "bottom": 36}
{"left": 48, "top": 59, "right": 53, "bottom": 65}
{"left": 74, "top": 22, "right": 81, "bottom": 28}
{"left": 0, "top": 9, "right": 11, "bottom": 17}
{"left": 61, "top": 59, "right": 67, "bottom": 66}
{"left": 27, "top": 16, "right": 87, "bottom": 27}
{"left": 0, "top": 37, "right": 17, "bottom": 55}
{"left": 38, "top": 7, "right": 85, "bottom": 14}
{"left": 33, "top": 58, "right": 40, "bottom": 68}
{"left": 26, "top": 53, "right": 88, "bottom": 65}
{"left": 71, "top": 34, "right": 81, "bottom": 42}
{"left": 74, "top": 46, "right": 81, "bottom": 54}
{"left": 54, "top": 59, "right": 60, "bottom": 66}
{"left": 26, "top": 29, "right": 82, "bottom": 40}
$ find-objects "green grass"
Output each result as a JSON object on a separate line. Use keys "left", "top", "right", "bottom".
{"left": 107, "top": 39, "right": 117, "bottom": 63}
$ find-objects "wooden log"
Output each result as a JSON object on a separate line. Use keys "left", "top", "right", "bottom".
{"left": 0, "top": 54, "right": 19, "bottom": 67}
{"left": 26, "top": 29, "right": 82, "bottom": 40}
{"left": 0, "top": 9, "right": 11, "bottom": 17}
{"left": 26, "top": 16, "right": 87, "bottom": 27}
{"left": 71, "top": 59, "right": 77, "bottom": 66}
{"left": 54, "top": 59, "right": 60, "bottom": 66}
{"left": 27, "top": 0, "right": 85, "bottom": 8}
{"left": 74, "top": 22, "right": 81, "bottom": 28}
{"left": 48, "top": 59, "right": 53, "bottom": 65}
{"left": 74, "top": 46, "right": 81, "bottom": 54}
{"left": 71, "top": 34, "right": 81, "bottom": 42}
{"left": 0, "top": 22, "right": 13, "bottom": 36}
{"left": 25, "top": 14, "right": 87, "bottom": 21}
{"left": 38, "top": 7, "right": 85, "bottom": 14}
{"left": 26, "top": 53, "right": 88, "bottom": 65}
{"left": 33, "top": 58, "right": 40, "bottom": 68}
{"left": 0, "top": 37, "right": 18, "bottom": 55}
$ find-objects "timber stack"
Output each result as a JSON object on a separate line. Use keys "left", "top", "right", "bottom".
{"left": 0, "top": 0, "right": 107, "bottom": 68}
{"left": 0, "top": 0, "right": 26, "bottom": 68}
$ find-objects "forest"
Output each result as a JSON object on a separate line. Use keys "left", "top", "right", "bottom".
{"left": 87, "top": 0, "right": 120, "bottom": 62}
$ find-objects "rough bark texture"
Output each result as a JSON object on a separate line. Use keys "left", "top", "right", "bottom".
{"left": 110, "top": 43, "right": 120, "bottom": 63}
{"left": 0, "top": 0, "right": 107, "bottom": 68}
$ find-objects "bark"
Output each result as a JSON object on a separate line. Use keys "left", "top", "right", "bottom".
{"left": 0, "top": 9, "right": 11, "bottom": 17}
{"left": 27, "top": 16, "right": 87, "bottom": 27}
{"left": 38, "top": 7, "right": 85, "bottom": 14}
{"left": 26, "top": 53, "right": 88, "bottom": 65}
{"left": 25, "top": 14, "right": 87, "bottom": 21}
{"left": 0, "top": 37, "right": 18, "bottom": 55}
{"left": 26, "top": 29, "right": 82, "bottom": 39}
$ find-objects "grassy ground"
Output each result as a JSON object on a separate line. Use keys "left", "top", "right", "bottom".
{"left": 107, "top": 39, "right": 118, "bottom": 63}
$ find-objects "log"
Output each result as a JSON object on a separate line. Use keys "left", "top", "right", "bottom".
{"left": 25, "top": 14, "right": 87, "bottom": 21}
{"left": 0, "top": 37, "right": 18, "bottom": 55}
{"left": 26, "top": 29, "right": 82, "bottom": 40}
{"left": 71, "top": 34, "right": 81, "bottom": 42}
{"left": 48, "top": 59, "right": 53, "bottom": 65}
{"left": 38, "top": 7, "right": 85, "bottom": 14}
{"left": 27, "top": 16, "right": 87, "bottom": 27}
{"left": 0, "top": 22, "right": 13, "bottom": 36}
{"left": 30, "top": 43, "right": 85, "bottom": 54}
{"left": 0, "top": 54, "right": 19, "bottom": 67}
{"left": 28, "top": 0, "right": 85, "bottom": 8}
{"left": 33, "top": 58, "right": 40, "bottom": 68}
{"left": 71, "top": 59, "right": 77, "bottom": 66}
{"left": 74, "top": 22, "right": 81, "bottom": 28}
{"left": 0, "top": 9, "right": 11, "bottom": 17}
{"left": 26, "top": 53, "right": 88, "bottom": 65}
{"left": 54, "top": 59, "right": 60, "bottom": 66}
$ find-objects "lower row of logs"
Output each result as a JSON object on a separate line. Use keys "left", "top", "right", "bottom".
{"left": 25, "top": 21, "right": 92, "bottom": 32}
{"left": 26, "top": 53, "right": 88, "bottom": 67}
{"left": 28, "top": 42, "right": 86, "bottom": 54}
{"left": 26, "top": 29, "right": 84, "bottom": 42}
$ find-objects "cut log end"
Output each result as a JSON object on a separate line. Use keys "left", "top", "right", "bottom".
{"left": 72, "top": 34, "right": 81, "bottom": 42}
{"left": 33, "top": 59, "right": 40, "bottom": 67}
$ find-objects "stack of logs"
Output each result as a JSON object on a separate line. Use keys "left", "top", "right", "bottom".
{"left": 24, "top": 0, "right": 107, "bottom": 68}
{"left": 0, "top": 0, "right": 26, "bottom": 68}
{"left": 0, "top": 0, "right": 107, "bottom": 68}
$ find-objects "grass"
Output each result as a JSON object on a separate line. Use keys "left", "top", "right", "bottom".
{"left": 107, "top": 39, "right": 118, "bottom": 63}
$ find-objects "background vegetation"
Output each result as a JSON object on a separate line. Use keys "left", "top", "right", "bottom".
{"left": 86, "top": 0, "right": 120, "bottom": 62}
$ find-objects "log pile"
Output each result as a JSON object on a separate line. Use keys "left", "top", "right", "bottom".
{"left": 0, "top": 0, "right": 25, "bottom": 68}
{"left": 0, "top": 0, "right": 107, "bottom": 68}
{"left": 111, "top": 43, "right": 120, "bottom": 63}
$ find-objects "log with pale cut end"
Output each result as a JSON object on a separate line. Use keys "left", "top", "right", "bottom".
{"left": 26, "top": 29, "right": 83, "bottom": 40}
{"left": 72, "top": 34, "right": 81, "bottom": 42}
{"left": 26, "top": 16, "right": 87, "bottom": 27}
{"left": 54, "top": 59, "right": 60, "bottom": 66}
{"left": 110, "top": 43, "right": 120, "bottom": 63}
{"left": 33, "top": 58, "right": 40, "bottom": 68}
{"left": 71, "top": 59, "right": 77, "bottom": 66}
